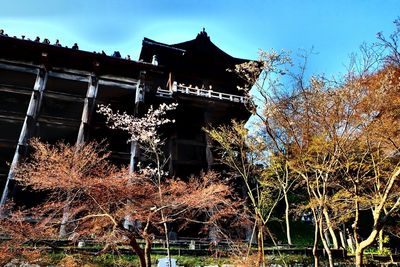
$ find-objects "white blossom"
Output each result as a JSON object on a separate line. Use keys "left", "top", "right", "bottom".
{"left": 97, "top": 103, "right": 178, "bottom": 145}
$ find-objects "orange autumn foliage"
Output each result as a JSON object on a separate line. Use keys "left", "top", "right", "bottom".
{"left": 0, "top": 139, "right": 239, "bottom": 267}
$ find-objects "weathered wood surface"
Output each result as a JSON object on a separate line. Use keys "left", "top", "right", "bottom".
{"left": 0, "top": 68, "right": 47, "bottom": 209}
{"left": 76, "top": 75, "right": 99, "bottom": 144}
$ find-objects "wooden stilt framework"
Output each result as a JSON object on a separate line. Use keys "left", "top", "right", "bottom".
{"left": 0, "top": 60, "right": 144, "bottom": 208}
{"left": 204, "top": 113, "right": 214, "bottom": 171}
{"left": 0, "top": 67, "right": 48, "bottom": 209}
{"left": 76, "top": 75, "right": 99, "bottom": 145}
{"left": 129, "top": 75, "right": 144, "bottom": 173}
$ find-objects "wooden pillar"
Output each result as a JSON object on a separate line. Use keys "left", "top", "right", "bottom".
{"left": 129, "top": 139, "right": 139, "bottom": 173}
{"left": 0, "top": 68, "right": 47, "bottom": 210}
{"left": 168, "top": 133, "right": 176, "bottom": 177}
{"left": 204, "top": 113, "right": 214, "bottom": 170}
{"left": 129, "top": 77, "right": 144, "bottom": 173}
{"left": 76, "top": 75, "right": 98, "bottom": 145}
{"left": 204, "top": 112, "right": 218, "bottom": 241}
{"left": 58, "top": 75, "right": 99, "bottom": 237}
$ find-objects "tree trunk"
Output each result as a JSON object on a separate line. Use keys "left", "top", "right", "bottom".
{"left": 59, "top": 209, "right": 69, "bottom": 238}
{"left": 313, "top": 218, "right": 320, "bottom": 267}
{"left": 354, "top": 227, "right": 381, "bottom": 266}
{"left": 144, "top": 238, "right": 152, "bottom": 267}
{"left": 323, "top": 207, "right": 338, "bottom": 249}
{"left": 355, "top": 248, "right": 364, "bottom": 267}
{"left": 161, "top": 211, "right": 172, "bottom": 266}
{"left": 156, "top": 162, "right": 171, "bottom": 266}
{"left": 378, "top": 228, "right": 384, "bottom": 252}
{"left": 256, "top": 217, "right": 265, "bottom": 267}
{"left": 319, "top": 217, "right": 334, "bottom": 267}
{"left": 339, "top": 226, "right": 347, "bottom": 249}
{"left": 59, "top": 195, "right": 72, "bottom": 238}
{"left": 283, "top": 192, "right": 292, "bottom": 245}
{"left": 257, "top": 229, "right": 262, "bottom": 267}
{"left": 128, "top": 234, "right": 147, "bottom": 267}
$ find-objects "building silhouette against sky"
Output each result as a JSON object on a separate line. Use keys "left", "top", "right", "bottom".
{"left": 0, "top": 30, "right": 251, "bottom": 206}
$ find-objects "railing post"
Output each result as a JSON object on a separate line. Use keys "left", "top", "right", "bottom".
{"left": 172, "top": 81, "right": 177, "bottom": 92}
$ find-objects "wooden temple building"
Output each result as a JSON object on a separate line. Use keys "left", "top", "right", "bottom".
{"left": 0, "top": 29, "right": 251, "bottom": 205}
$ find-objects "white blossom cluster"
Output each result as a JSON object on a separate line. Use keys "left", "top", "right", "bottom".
{"left": 97, "top": 103, "right": 178, "bottom": 145}
{"left": 140, "top": 165, "right": 169, "bottom": 177}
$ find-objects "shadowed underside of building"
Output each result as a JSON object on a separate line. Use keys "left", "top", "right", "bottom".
{"left": 0, "top": 30, "right": 251, "bottom": 205}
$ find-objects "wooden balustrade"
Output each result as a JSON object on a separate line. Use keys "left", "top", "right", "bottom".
{"left": 156, "top": 83, "right": 245, "bottom": 103}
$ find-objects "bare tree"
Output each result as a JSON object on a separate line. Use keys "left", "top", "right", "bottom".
{"left": 207, "top": 121, "right": 284, "bottom": 267}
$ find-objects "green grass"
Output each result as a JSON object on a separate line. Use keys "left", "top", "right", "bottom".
{"left": 43, "top": 252, "right": 230, "bottom": 266}
{"left": 9, "top": 251, "right": 358, "bottom": 266}
{"left": 266, "top": 220, "right": 314, "bottom": 246}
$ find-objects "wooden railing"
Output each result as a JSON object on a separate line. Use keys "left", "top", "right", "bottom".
{"left": 156, "top": 81, "right": 245, "bottom": 103}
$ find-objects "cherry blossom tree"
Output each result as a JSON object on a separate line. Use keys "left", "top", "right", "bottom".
{"left": 98, "top": 103, "right": 178, "bottom": 262}
{"left": 0, "top": 103, "right": 237, "bottom": 267}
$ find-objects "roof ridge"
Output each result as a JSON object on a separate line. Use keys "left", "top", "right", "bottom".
{"left": 142, "top": 38, "right": 186, "bottom": 53}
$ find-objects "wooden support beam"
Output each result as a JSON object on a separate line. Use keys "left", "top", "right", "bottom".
{"left": 0, "top": 68, "right": 48, "bottom": 210}
{"left": 99, "top": 75, "right": 138, "bottom": 85}
{"left": 0, "top": 84, "right": 33, "bottom": 95}
{"left": 129, "top": 141, "right": 139, "bottom": 173}
{"left": 0, "top": 60, "right": 91, "bottom": 78}
{"left": 0, "top": 112, "right": 25, "bottom": 122}
{"left": 204, "top": 112, "right": 216, "bottom": 241}
{"left": 48, "top": 70, "right": 89, "bottom": 83}
{"left": 76, "top": 75, "right": 99, "bottom": 144}
{"left": 0, "top": 60, "right": 141, "bottom": 91}
{"left": 44, "top": 90, "right": 85, "bottom": 102}
{"left": 50, "top": 67, "right": 91, "bottom": 77}
{"left": 0, "top": 61, "right": 38, "bottom": 74}
{"left": 57, "top": 75, "right": 99, "bottom": 237}
{"left": 0, "top": 138, "right": 17, "bottom": 148}
{"left": 168, "top": 135, "right": 177, "bottom": 177}
{"left": 98, "top": 79, "right": 136, "bottom": 90}
{"left": 38, "top": 116, "right": 80, "bottom": 127}
{"left": 204, "top": 113, "right": 214, "bottom": 170}
{"left": 48, "top": 72, "right": 138, "bottom": 85}
{"left": 129, "top": 77, "right": 144, "bottom": 173}
{"left": 0, "top": 60, "right": 142, "bottom": 86}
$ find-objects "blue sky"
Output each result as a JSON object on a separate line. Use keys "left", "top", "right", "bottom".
{"left": 1, "top": 1, "right": 399, "bottom": 76}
